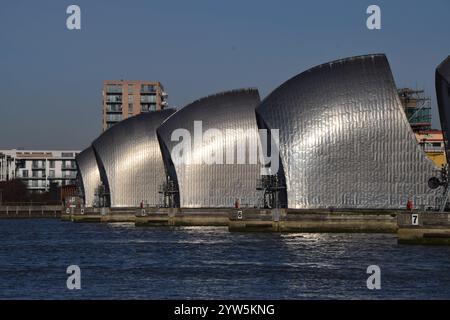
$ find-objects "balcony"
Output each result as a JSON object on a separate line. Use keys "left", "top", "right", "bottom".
{"left": 105, "top": 95, "right": 123, "bottom": 103}
{"left": 140, "top": 95, "right": 157, "bottom": 103}
{"left": 105, "top": 105, "right": 123, "bottom": 113}
{"left": 26, "top": 176, "right": 46, "bottom": 180}
{"left": 62, "top": 165, "right": 77, "bottom": 170}
{"left": 105, "top": 85, "right": 123, "bottom": 94}
{"left": 140, "top": 85, "right": 157, "bottom": 93}
{"left": 140, "top": 104, "right": 156, "bottom": 113}
{"left": 62, "top": 175, "right": 77, "bottom": 180}
{"left": 423, "top": 146, "right": 444, "bottom": 153}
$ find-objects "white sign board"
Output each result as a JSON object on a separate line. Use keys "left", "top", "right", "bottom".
{"left": 411, "top": 214, "right": 419, "bottom": 226}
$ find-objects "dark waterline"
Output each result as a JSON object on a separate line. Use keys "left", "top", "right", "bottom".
{"left": 0, "top": 219, "right": 449, "bottom": 299}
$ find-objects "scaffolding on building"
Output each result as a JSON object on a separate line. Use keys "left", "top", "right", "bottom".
{"left": 398, "top": 88, "right": 432, "bottom": 132}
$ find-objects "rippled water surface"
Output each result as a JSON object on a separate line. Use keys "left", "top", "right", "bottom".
{"left": 0, "top": 219, "right": 449, "bottom": 299}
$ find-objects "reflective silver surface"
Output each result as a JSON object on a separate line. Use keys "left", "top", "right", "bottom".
{"left": 75, "top": 146, "right": 101, "bottom": 207}
{"left": 436, "top": 55, "right": 450, "bottom": 162}
{"left": 157, "top": 89, "right": 262, "bottom": 208}
{"left": 256, "top": 54, "right": 439, "bottom": 209}
{"left": 92, "top": 109, "right": 176, "bottom": 208}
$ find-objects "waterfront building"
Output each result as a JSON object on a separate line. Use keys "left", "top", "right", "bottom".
{"left": 102, "top": 80, "right": 168, "bottom": 131}
{"left": 398, "top": 88, "right": 432, "bottom": 132}
{"left": 397, "top": 87, "right": 446, "bottom": 167}
{"left": 415, "top": 130, "right": 447, "bottom": 168}
{"left": 0, "top": 149, "right": 80, "bottom": 193}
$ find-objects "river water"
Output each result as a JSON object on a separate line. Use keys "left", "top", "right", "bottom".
{"left": 0, "top": 219, "right": 449, "bottom": 299}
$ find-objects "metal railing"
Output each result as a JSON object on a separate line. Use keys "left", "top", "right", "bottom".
{"left": 423, "top": 146, "right": 445, "bottom": 153}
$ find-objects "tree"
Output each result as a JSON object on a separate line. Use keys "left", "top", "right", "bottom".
{"left": 0, "top": 179, "right": 30, "bottom": 203}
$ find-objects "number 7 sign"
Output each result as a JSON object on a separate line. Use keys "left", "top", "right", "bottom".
{"left": 411, "top": 214, "right": 419, "bottom": 226}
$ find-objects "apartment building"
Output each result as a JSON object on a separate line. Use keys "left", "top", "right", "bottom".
{"left": 103, "top": 80, "right": 168, "bottom": 131}
{"left": 415, "top": 130, "right": 447, "bottom": 168}
{"left": 0, "top": 149, "right": 80, "bottom": 193}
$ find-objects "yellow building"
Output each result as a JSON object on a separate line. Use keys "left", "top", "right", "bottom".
{"left": 415, "top": 130, "right": 447, "bottom": 168}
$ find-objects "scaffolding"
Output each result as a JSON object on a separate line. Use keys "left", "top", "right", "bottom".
{"left": 398, "top": 88, "right": 432, "bottom": 132}
{"left": 159, "top": 176, "right": 179, "bottom": 208}
{"left": 256, "top": 174, "right": 286, "bottom": 209}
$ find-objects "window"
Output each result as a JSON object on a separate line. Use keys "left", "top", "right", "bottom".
{"left": 106, "top": 84, "right": 122, "bottom": 93}
{"left": 128, "top": 103, "right": 133, "bottom": 113}
{"left": 106, "top": 114, "right": 122, "bottom": 122}
{"left": 141, "top": 84, "right": 156, "bottom": 93}
{"left": 49, "top": 170, "right": 55, "bottom": 178}
{"left": 49, "top": 160, "right": 55, "bottom": 168}
{"left": 22, "top": 170, "right": 28, "bottom": 178}
{"left": 128, "top": 94, "right": 133, "bottom": 103}
{"left": 17, "top": 160, "right": 26, "bottom": 168}
{"left": 433, "top": 143, "right": 442, "bottom": 147}
{"left": 106, "top": 95, "right": 122, "bottom": 103}
{"left": 32, "top": 171, "right": 39, "bottom": 178}
{"left": 106, "top": 104, "right": 122, "bottom": 112}
{"left": 64, "top": 160, "right": 73, "bottom": 168}
{"left": 141, "top": 95, "right": 156, "bottom": 103}
{"left": 128, "top": 84, "right": 134, "bottom": 93}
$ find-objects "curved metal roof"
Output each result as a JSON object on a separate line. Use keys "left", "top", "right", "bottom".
{"left": 92, "top": 109, "right": 176, "bottom": 207}
{"left": 436, "top": 55, "right": 450, "bottom": 163}
{"left": 157, "top": 89, "right": 262, "bottom": 208}
{"left": 256, "top": 54, "right": 439, "bottom": 209}
{"left": 75, "top": 146, "right": 101, "bottom": 207}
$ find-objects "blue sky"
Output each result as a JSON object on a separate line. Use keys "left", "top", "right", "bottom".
{"left": 0, "top": 0, "right": 449, "bottom": 149}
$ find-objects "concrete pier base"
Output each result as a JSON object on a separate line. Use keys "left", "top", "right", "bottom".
{"left": 71, "top": 214, "right": 102, "bottom": 223}
{"left": 60, "top": 213, "right": 72, "bottom": 221}
{"left": 58, "top": 207, "right": 450, "bottom": 246}
{"left": 135, "top": 208, "right": 229, "bottom": 227}
{"left": 61, "top": 207, "right": 140, "bottom": 223}
{"left": 228, "top": 209, "right": 398, "bottom": 233}
{"left": 398, "top": 212, "right": 450, "bottom": 245}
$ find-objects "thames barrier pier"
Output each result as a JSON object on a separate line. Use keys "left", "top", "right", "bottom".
{"left": 397, "top": 212, "right": 450, "bottom": 245}
{"left": 228, "top": 209, "right": 398, "bottom": 233}
{"left": 60, "top": 208, "right": 450, "bottom": 246}
{"left": 51, "top": 54, "right": 450, "bottom": 245}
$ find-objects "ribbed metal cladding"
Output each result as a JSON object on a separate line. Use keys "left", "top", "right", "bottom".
{"left": 92, "top": 109, "right": 176, "bottom": 208}
{"left": 157, "top": 89, "right": 262, "bottom": 208}
{"left": 256, "top": 54, "right": 439, "bottom": 209}
{"left": 75, "top": 146, "right": 101, "bottom": 207}
{"left": 436, "top": 55, "right": 450, "bottom": 163}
